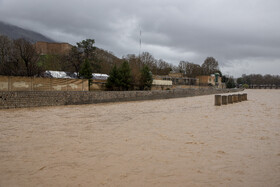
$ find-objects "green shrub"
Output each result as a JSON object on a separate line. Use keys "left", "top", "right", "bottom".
{"left": 243, "top": 84, "right": 249, "bottom": 88}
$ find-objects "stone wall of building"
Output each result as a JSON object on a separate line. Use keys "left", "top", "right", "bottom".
{"left": 35, "top": 41, "right": 72, "bottom": 55}
{"left": 0, "top": 88, "right": 243, "bottom": 109}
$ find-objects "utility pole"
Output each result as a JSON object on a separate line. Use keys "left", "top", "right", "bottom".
{"left": 139, "top": 29, "right": 142, "bottom": 57}
{"left": 139, "top": 29, "right": 142, "bottom": 69}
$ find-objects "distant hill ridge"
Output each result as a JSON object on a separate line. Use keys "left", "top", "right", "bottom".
{"left": 0, "top": 21, "right": 55, "bottom": 43}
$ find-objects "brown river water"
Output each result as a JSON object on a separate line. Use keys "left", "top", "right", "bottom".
{"left": 0, "top": 89, "right": 280, "bottom": 187}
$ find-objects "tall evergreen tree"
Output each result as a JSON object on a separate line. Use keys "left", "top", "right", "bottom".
{"left": 119, "top": 61, "right": 132, "bottom": 90}
{"left": 79, "top": 59, "right": 93, "bottom": 89}
{"left": 79, "top": 59, "right": 93, "bottom": 79}
{"left": 106, "top": 61, "right": 132, "bottom": 91}
{"left": 139, "top": 65, "right": 153, "bottom": 90}
{"left": 76, "top": 39, "right": 96, "bottom": 60}
{"left": 106, "top": 65, "right": 121, "bottom": 90}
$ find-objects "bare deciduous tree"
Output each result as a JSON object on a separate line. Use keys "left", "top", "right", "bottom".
{"left": 63, "top": 46, "right": 84, "bottom": 77}
{"left": 0, "top": 37, "right": 43, "bottom": 76}
{"left": 0, "top": 35, "right": 11, "bottom": 65}
{"left": 201, "top": 57, "right": 219, "bottom": 75}
{"left": 13, "top": 38, "right": 42, "bottom": 76}
{"left": 0, "top": 35, "right": 12, "bottom": 75}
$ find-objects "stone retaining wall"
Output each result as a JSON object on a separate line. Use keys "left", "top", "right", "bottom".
{"left": 0, "top": 88, "right": 242, "bottom": 109}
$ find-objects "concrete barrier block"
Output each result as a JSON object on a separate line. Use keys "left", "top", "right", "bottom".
{"left": 222, "top": 95, "right": 228, "bottom": 105}
{"left": 243, "top": 93, "right": 247, "bottom": 100}
{"left": 238, "top": 94, "right": 242, "bottom": 102}
{"left": 215, "top": 95, "right": 222, "bottom": 106}
{"left": 228, "top": 95, "right": 233, "bottom": 104}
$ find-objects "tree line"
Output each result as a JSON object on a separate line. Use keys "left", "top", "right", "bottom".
{"left": 2, "top": 36, "right": 278, "bottom": 90}
{"left": 237, "top": 74, "right": 280, "bottom": 87}
{"left": 0, "top": 36, "right": 224, "bottom": 90}
{"left": 0, "top": 36, "right": 154, "bottom": 90}
{"left": 0, "top": 36, "right": 120, "bottom": 77}
{"left": 0, "top": 36, "right": 221, "bottom": 78}
{"left": 176, "top": 57, "right": 221, "bottom": 77}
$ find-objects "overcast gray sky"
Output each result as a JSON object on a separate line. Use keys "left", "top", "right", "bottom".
{"left": 1, "top": 0, "right": 280, "bottom": 77}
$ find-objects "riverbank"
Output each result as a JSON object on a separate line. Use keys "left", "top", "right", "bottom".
{"left": 0, "top": 88, "right": 242, "bottom": 109}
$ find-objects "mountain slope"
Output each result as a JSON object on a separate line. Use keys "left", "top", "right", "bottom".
{"left": 0, "top": 21, "right": 54, "bottom": 43}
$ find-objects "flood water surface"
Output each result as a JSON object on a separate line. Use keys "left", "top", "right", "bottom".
{"left": 0, "top": 90, "right": 280, "bottom": 186}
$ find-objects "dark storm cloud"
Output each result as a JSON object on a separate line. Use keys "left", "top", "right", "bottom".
{"left": 1, "top": 0, "right": 280, "bottom": 77}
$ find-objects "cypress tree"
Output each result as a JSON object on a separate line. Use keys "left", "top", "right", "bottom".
{"left": 139, "top": 65, "right": 153, "bottom": 90}
{"left": 106, "top": 61, "right": 132, "bottom": 91}
{"left": 79, "top": 59, "right": 93, "bottom": 79}
{"left": 119, "top": 61, "right": 132, "bottom": 90}
{"left": 106, "top": 65, "right": 121, "bottom": 90}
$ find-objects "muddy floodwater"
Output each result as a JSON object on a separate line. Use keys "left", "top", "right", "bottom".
{"left": 0, "top": 90, "right": 280, "bottom": 186}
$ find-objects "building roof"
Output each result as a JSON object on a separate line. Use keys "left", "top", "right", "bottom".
{"left": 44, "top": 70, "right": 77, "bottom": 79}
{"left": 92, "top": 73, "right": 109, "bottom": 80}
